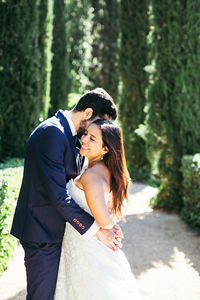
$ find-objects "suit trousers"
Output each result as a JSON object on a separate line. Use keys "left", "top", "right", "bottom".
{"left": 20, "top": 240, "right": 62, "bottom": 300}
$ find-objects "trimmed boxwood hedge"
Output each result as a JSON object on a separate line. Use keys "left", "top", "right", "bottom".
{"left": 0, "top": 158, "right": 23, "bottom": 276}
{"left": 181, "top": 154, "right": 200, "bottom": 231}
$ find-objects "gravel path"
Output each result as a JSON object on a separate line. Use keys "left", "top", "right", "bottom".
{"left": 0, "top": 182, "right": 200, "bottom": 300}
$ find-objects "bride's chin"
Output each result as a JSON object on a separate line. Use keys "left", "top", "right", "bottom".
{"left": 79, "top": 150, "right": 87, "bottom": 157}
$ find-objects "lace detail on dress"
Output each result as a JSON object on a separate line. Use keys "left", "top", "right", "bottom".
{"left": 54, "top": 180, "right": 139, "bottom": 300}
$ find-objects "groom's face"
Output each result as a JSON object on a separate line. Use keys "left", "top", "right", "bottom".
{"left": 77, "top": 119, "right": 88, "bottom": 137}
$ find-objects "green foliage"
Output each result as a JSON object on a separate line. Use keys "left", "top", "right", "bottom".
{"left": 180, "top": 154, "right": 200, "bottom": 231}
{"left": 67, "top": 93, "right": 82, "bottom": 110}
{"left": 49, "top": 0, "right": 90, "bottom": 116}
{"left": 65, "top": 0, "right": 91, "bottom": 94}
{"left": 49, "top": 0, "right": 69, "bottom": 116}
{"left": 0, "top": 158, "right": 23, "bottom": 276}
{"left": 0, "top": 1, "right": 41, "bottom": 158}
{"left": 89, "top": 0, "right": 119, "bottom": 100}
{"left": 146, "top": 0, "right": 200, "bottom": 210}
{"left": 119, "top": 0, "right": 150, "bottom": 180}
{"left": 38, "top": 0, "right": 53, "bottom": 118}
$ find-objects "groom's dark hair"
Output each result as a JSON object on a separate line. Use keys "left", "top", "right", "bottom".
{"left": 73, "top": 88, "right": 117, "bottom": 120}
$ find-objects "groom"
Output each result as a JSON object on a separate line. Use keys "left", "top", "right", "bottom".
{"left": 11, "top": 88, "right": 122, "bottom": 300}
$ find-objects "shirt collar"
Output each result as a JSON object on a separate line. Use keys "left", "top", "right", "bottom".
{"left": 63, "top": 110, "right": 77, "bottom": 136}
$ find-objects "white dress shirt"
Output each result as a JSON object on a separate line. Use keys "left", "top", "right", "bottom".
{"left": 64, "top": 110, "right": 99, "bottom": 239}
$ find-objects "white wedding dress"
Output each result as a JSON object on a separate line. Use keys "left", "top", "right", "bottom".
{"left": 54, "top": 179, "right": 139, "bottom": 300}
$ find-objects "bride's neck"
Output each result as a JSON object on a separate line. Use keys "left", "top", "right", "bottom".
{"left": 88, "top": 158, "right": 103, "bottom": 168}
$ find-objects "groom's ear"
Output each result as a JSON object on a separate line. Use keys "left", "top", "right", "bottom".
{"left": 83, "top": 108, "right": 93, "bottom": 120}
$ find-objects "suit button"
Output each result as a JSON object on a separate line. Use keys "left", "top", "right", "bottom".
{"left": 79, "top": 223, "right": 82, "bottom": 227}
{"left": 73, "top": 218, "right": 77, "bottom": 222}
{"left": 82, "top": 225, "right": 85, "bottom": 229}
{"left": 77, "top": 221, "right": 80, "bottom": 224}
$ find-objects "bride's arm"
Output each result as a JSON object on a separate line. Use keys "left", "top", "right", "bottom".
{"left": 80, "top": 169, "right": 114, "bottom": 229}
{"left": 107, "top": 193, "right": 114, "bottom": 216}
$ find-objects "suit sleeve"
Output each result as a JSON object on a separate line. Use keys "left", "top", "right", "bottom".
{"left": 33, "top": 126, "right": 95, "bottom": 235}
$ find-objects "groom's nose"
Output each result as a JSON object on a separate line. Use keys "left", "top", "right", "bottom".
{"left": 81, "top": 134, "right": 88, "bottom": 144}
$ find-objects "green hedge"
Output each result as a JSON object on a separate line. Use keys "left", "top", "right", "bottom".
{"left": 0, "top": 158, "right": 23, "bottom": 276}
{"left": 181, "top": 154, "right": 200, "bottom": 231}
{"left": 146, "top": 1, "right": 200, "bottom": 211}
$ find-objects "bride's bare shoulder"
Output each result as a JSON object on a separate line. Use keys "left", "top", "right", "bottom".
{"left": 80, "top": 163, "right": 110, "bottom": 192}
{"left": 81, "top": 163, "right": 104, "bottom": 181}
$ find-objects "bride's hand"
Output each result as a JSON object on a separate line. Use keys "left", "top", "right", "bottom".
{"left": 113, "top": 224, "right": 123, "bottom": 248}
{"left": 113, "top": 224, "right": 123, "bottom": 238}
{"left": 96, "top": 227, "right": 123, "bottom": 251}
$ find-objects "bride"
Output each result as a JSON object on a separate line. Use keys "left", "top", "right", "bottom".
{"left": 54, "top": 119, "right": 139, "bottom": 299}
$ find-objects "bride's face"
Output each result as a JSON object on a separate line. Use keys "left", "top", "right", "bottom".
{"left": 80, "top": 124, "right": 108, "bottom": 161}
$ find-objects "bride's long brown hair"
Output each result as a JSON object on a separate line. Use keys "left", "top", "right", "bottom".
{"left": 92, "top": 119, "right": 131, "bottom": 219}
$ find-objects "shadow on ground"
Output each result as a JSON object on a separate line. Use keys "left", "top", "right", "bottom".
{"left": 6, "top": 289, "right": 26, "bottom": 300}
{"left": 121, "top": 211, "right": 200, "bottom": 278}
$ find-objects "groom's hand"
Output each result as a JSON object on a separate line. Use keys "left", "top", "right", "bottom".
{"left": 96, "top": 225, "right": 123, "bottom": 251}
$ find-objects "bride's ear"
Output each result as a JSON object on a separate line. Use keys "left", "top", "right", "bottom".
{"left": 102, "top": 146, "right": 109, "bottom": 156}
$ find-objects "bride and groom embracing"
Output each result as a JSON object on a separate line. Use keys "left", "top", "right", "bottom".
{"left": 11, "top": 88, "right": 139, "bottom": 299}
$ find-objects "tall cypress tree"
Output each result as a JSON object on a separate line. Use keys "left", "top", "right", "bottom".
{"left": 89, "top": 0, "right": 119, "bottom": 100}
{"left": 146, "top": 0, "right": 200, "bottom": 210}
{"left": 65, "top": 0, "right": 91, "bottom": 94}
{"left": 119, "top": 0, "right": 150, "bottom": 180}
{"left": 38, "top": 0, "right": 53, "bottom": 118}
{"left": 0, "top": 0, "right": 41, "bottom": 158}
{"left": 49, "top": 0, "right": 68, "bottom": 116}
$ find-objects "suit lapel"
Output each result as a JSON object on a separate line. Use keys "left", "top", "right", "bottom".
{"left": 55, "top": 110, "right": 81, "bottom": 174}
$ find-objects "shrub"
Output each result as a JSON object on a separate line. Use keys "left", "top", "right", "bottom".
{"left": 0, "top": 158, "right": 23, "bottom": 276}
{"left": 181, "top": 154, "right": 200, "bottom": 231}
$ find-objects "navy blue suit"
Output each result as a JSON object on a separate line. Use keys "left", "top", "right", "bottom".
{"left": 11, "top": 110, "right": 95, "bottom": 299}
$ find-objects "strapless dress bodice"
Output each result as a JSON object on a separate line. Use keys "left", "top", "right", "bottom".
{"left": 67, "top": 179, "right": 110, "bottom": 216}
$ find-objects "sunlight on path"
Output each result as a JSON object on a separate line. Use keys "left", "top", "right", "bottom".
{"left": 137, "top": 248, "right": 200, "bottom": 300}
{"left": 127, "top": 183, "right": 156, "bottom": 215}
{"left": 123, "top": 182, "right": 200, "bottom": 300}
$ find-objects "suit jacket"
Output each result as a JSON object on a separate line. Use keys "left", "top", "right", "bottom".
{"left": 11, "top": 110, "right": 94, "bottom": 243}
